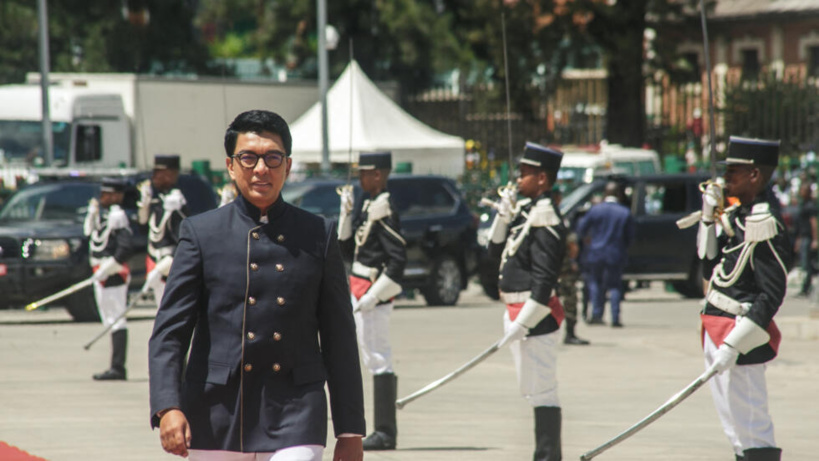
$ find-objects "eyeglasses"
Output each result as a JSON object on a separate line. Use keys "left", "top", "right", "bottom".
{"left": 231, "top": 152, "right": 286, "bottom": 169}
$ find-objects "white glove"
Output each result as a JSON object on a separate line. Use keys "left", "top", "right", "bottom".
{"left": 498, "top": 321, "right": 528, "bottom": 348}
{"left": 93, "top": 257, "right": 123, "bottom": 282}
{"left": 83, "top": 198, "right": 100, "bottom": 236}
{"left": 701, "top": 183, "right": 723, "bottom": 222}
{"left": 339, "top": 185, "right": 354, "bottom": 216}
{"left": 163, "top": 189, "right": 186, "bottom": 212}
{"left": 711, "top": 343, "right": 739, "bottom": 374}
{"left": 497, "top": 189, "right": 516, "bottom": 224}
{"left": 354, "top": 292, "right": 379, "bottom": 313}
{"left": 138, "top": 179, "right": 152, "bottom": 203}
{"left": 144, "top": 267, "right": 164, "bottom": 292}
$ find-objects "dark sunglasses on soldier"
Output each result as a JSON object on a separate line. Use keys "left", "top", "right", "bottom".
{"left": 231, "top": 152, "right": 286, "bottom": 169}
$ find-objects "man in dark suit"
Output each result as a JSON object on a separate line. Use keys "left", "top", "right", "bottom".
{"left": 148, "top": 110, "right": 365, "bottom": 461}
{"left": 576, "top": 181, "right": 635, "bottom": 327}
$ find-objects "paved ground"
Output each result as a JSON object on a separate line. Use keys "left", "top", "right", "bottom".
{"left": 0, "top": 282, "right": 816, "bottom": 461}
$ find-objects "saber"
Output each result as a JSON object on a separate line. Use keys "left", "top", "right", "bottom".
{"left": 83, "top": 287, "right": 150, "bottom": 350}
{"left": 579, "top": 365, "right": 718, "bottom": 461}
{"left": 25, "top": 277, "right": 94, "bottom": 311}
{"left": 699, "top": 0, "right": 718, "bottom": 179}
{"left": 396, "top": 340, "right": 500, "bottom": 409}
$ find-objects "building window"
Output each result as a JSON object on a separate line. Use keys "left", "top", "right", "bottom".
{"left": 810, "top": 46, "right": 819, "bottom": 77}
{"left": 741, "top": 49, "right": 759, "bottom": 81}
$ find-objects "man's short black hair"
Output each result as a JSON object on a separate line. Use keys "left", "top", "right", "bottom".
{"left": 224, "top": 110, "right": 292, "bottom": 157}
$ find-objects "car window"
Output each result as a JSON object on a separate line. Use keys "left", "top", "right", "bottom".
{"left": 0, "top": 183, "right": 97, "bottom": 221}
{"left": 390, "top": 179, "right": 456, "bottom": 217}
{"left": 642, "top": 181, "right": 688, "bottom": 216}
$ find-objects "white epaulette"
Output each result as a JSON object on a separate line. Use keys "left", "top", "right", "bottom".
{"left": 366, "top": 192, "right": 392, "bottom": 222}
{"left": 526, "top": 198, "right": 561, "bottom": 227}
{"left": 107, "top": 205, "right": 130, "bottom": 230}
{"left": 744, "top": 202, "right": 779, "bottom": 242}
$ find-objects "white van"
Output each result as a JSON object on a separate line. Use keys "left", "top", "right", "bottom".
{"left": 558, "top": 142, "right": 661, "bottom": 187}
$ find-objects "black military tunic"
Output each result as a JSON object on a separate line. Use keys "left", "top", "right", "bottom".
{"left": 143, "top": 185, "right": 188, "bottom": 265}
{"left": 148, "top": 194, "right": 365, "bottom": 452}
{"left": 87, "top": 205, "right": 133, "bottom": 286}
{"left": 702, "top": 198, "right": 792, "bottom": 364}
{"left": 488, "top": 192, "right": 567, "bottom": 336}
{"left": 340, "top": 190, "right": 406, "bottom": 292}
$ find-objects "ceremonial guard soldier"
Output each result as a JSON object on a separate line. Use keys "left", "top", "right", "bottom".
{"left": 487, "top": 142, "right": 567, "bottom": 461}
{"left": 698, "top": 137, "right": 792, "bottom": 461}
{"left": 338, "top": 151, "right": 407, "bottom": 451}
{"left": 149, "top": 110, "right": 364, "bottom": 460}
{"left": 84, "top": 177, "right": 134, "bottom": 381}
{"left": 137, "top": 154, "right": 188, "bottom": 306}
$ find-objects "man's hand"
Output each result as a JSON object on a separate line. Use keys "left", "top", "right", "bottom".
{"left": 163, "top": 189, "right": 186, "bottom": 212}
{"left": 159, "top": 409, "right": 191, "bottom": 458}
{"left": 497, "top": 188, "right": 516, "bottom": 224}
{"left": 87, "top": 198, "right": 99, "bottom": 218}
{"left": 701, "top": 182, "right": 723, "bottom": 223}
{"left": 333, "top": 436, "right": 363, "bottom": 461}
{"left": 498, "top": 321, "right": 528, "bottom": 348}
{"left": 354, "top": 292, "right": 379, "bottom": 313}
{"left": 711, "top": 343, "right": 739, "bottom": 374}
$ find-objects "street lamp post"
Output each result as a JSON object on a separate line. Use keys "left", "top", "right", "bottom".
{"left": 317, "top": 0, "right": 330, "bottom": 175}
{"left": 37, "top": 0, "right": 54, "bottom": 166}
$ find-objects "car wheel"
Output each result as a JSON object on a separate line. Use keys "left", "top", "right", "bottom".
{"left": 421, "top": 256, "right": 463, "bottom": 306}
{"left": 65, "top": 285, "right": 101, "bottom": 322}
{"left": 671, "top": 259, "right": 704, "bottom": 299}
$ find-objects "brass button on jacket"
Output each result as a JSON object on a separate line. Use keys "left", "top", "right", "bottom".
{"left": 276, "top": 297, "right": 285, "bottom": 306}
{"left": 251, "top": 232, "right": 260, "bottom": 240}
{"left": 275, "top": 264, "right": 284, "bottom": 272}
{"left": 244, "top": 363, "right": 253, "bottom": 372}
{"left": 248, "top": 296, "right": 257, "bottom": 306}
{"left": 247, "top": 332, "right": 256, "bottom": 340}
{"left": 250, "top": 263, "right": 259, "bottom": 271}
{"left": 273, "top": 332, "right": 282, "bottom": 341}
{"left": 276, "top": 234, "right": 285, "bottom": 242}
{"left": 272, "top": 363, "right": 281, "bottom": 372}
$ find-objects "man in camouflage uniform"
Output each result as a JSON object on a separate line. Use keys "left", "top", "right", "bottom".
{"left": 554, "top": 185, "right": 590, "bottom": 345}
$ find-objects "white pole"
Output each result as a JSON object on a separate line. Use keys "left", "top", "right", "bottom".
{"left": 318, "top": 0, "right": 330, "bottom": 175}
{"left": 37, "top": 0, "right": 54, "bottom": 166}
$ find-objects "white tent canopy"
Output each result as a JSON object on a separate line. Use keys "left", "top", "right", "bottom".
{"left": 289, "top": 61, "right": 465, "bottom": 177}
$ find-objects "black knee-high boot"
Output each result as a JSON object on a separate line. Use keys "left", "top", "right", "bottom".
{"left": 363, "top": 373, "right": 397, "bottom": 450}
{"left": 564, "top": 319, "right": 590, "bottom": 345}
{"left": 534, "top": 406, "right": 561, "bottom": 461}
{"left": 93, "top": 329, "right": 127, "bottom": 381}
{"left": 743, "top": 447, "right": 782, "bottom": 461}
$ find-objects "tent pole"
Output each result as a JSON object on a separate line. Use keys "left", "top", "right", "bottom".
{"left": 318, "top": 0, "right": 331, "bottom": 175}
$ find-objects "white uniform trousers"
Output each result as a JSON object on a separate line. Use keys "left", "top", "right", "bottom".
{"left": 93, "top": 280, "right": 129, "bottom": 332}
{"left": 703, "top": 332, "right": 776, "bottom": 456}
{"left": 152, "top": 280, "right": 166, "bottom": 309}
{"left": 188, "top": 445, "right": 323, "bottom": 461}
{"left": 353, "top": 297, "right": 394, "bottom": 375}
{"left": 504, "top": 311, "right": 560, "bottom": 408}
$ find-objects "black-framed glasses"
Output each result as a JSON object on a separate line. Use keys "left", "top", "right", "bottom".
{"left": 231, "top": 152, "right": 286, "bottom": 169}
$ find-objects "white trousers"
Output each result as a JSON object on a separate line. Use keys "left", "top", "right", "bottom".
{"left": 152, "top": 280, "right": 166, "bottom": 309}
{"left": 188, "top": 445, "right": 323, "bottom": 461}
{"left": 703, "top": 333, "right": 776, "bottom": 455}
{"left": 93, "top": 281, "right": 128, "bottom": 332}
{"left": 504, "top": 311, "right": 560, "bottom": 408}
{"left": 353, "top": 296, "right": 394, "bottom": 374}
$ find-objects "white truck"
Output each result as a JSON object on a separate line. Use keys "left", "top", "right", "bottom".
{"left": 0, "top": 73, "right": 322, "bottom": 186}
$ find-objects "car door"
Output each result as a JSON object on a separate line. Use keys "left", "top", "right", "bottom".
{"left": 625, "top": 177, "right": 699, "bottom": 279}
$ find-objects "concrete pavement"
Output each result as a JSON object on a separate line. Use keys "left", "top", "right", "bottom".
{"left": 0, "top": 282, "right": 816, "bottom": 460}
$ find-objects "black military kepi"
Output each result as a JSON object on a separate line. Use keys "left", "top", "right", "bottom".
{"left": 359, "top": 151, "right": 392, "bottom": 170}
{"left": 100, "top": 177, "right": 127, "bottom": 193}
{"left": 519, "top": 141, "right": 563, "bottom": 170}
{"left": 722, "top": 136, "right": 780, "bottom": 166}
{"left": 154, "top": 154, "right": 181, "bottom": 170}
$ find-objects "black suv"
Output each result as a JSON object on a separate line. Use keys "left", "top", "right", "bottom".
{"left": 281, "top": 175, "right": 480, "bottom": 306}
{"left": 478, "top": 173, "right": 711, "bottom": 299}
{"left": 0, "top": 172, "right": 218, "bottom": 321}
